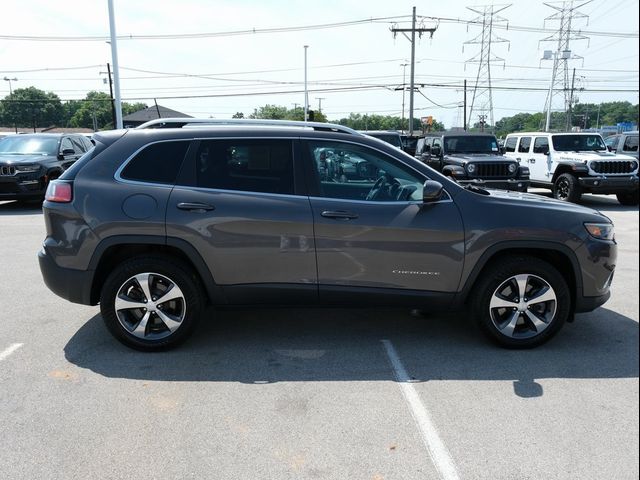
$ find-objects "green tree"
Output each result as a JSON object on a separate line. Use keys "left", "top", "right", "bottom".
{"left": 67, "top": 92, "right": 146, "bottom": 130}
{"left": 232, "top": 112, "right": 244, "bottom": 119}
{"left": 1, "top": 86, "right": 64, "bottom": 128}
{"left": 249, "top": 104, "right": 328, "bottom": 123}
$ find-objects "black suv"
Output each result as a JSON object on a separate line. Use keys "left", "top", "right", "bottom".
{"left": 38, "top": 119, "right": 616, "bottom": 351}
{"left": 0, "top": 133, "right": 92, "bottom": 201}
{"left": 424, "top": 132, "right": 529, "bottom": 192}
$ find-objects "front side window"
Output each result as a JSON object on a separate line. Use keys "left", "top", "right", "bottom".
{"left": 121, "top": 141, "right": 189, "bottom": 184}
{"left": 195, "top": 139, "right": 294, "bottom": 195}
{"left": 605, "top": 135, "right": 619, "bottom": 150}
{"left": 518, "top": 137, "right": 532, "bottom": 153}
{"left": 533, "top": 137, "right": 550, "bottom": 154}
{"left": 307, "top": 141, "right": 424, "bottom": 202}
{"left": 504, "top": 137, "right": 517, "bottom": 153}
{"left": 552, "top": 134, "right": 606, "bottom": 152}
{"left": 623, "top": 135, "right": 638, "bottom": 152}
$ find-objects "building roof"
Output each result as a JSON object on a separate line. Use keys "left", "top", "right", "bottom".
{"left": 123, "top": 105, "right": 192, "bottom": 122}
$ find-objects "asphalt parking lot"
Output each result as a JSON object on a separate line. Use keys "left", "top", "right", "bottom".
{"left": 0, "top": 192, "right": 637, "bottom": 480}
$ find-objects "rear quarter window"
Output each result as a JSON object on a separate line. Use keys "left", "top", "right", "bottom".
{"left": 504, "top": 137, "right": 517, "bottom": 152}
{"left": 120, "top": 141, "right": 190, "bottom": 185}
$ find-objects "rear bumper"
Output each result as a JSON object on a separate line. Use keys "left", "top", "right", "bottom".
{"left": 578, "top": 174, "right": 639, "bottom": 193}
{"left": 38, "top": 247, "right": 94, "bottom": 305}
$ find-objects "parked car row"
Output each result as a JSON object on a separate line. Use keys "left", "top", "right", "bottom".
{"left": 361, "top": 129, "right": 638, "bottom": 206}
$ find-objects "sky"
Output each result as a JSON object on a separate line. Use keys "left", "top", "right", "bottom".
{"left": 1, "top": 0, "right": 638, "bottom": 128}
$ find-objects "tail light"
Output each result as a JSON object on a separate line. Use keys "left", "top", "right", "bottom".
{"left": 45, "top": 181, "right": 73, "bottom": 203}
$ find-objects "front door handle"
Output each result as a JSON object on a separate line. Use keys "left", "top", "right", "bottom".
{"left": 321, "top": 210, "right": 358, "bottom": 220}
{"left": 177, "top": 202, "right": 215, "bottom": 212}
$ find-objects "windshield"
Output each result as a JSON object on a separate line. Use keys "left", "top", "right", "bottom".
{"left": 552, "top": 134, "right": 606, "bottom": 152}
{"left": 0, "top": 136, "right": 58, "bottom": 155}
{"left": 443, "top": 136, "right": 499, "bottom": 154}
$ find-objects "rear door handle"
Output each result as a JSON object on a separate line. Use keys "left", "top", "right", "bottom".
{"left": 529, "top": 158, "right": 536, "bottom": 164}
{"left": 321, "top": 210, "right": 359, "bottom": 220}
{"left": 177, "top": 202, "right": 215, "bottom": 212}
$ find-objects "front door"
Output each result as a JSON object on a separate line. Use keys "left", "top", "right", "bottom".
{"left": 302, "top": 139, "right": 464, "bottom": 304}
{"left": 166, "top": 137, "right": 317, "bottom": 304}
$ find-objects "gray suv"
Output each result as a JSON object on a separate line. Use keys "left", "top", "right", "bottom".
{"left": 38, "top": 119, "right": 617, "bottom": 351}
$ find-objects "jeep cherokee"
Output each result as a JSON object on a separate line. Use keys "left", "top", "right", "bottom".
{"left": 38, "top": 119, "right": 617, "bottom": 350}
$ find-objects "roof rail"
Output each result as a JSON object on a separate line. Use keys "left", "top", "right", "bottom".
{"left": 135, "top": 117, "right": 360, "bottom": 135}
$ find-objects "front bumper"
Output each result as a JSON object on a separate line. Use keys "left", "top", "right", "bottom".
{"left": 578, "top": 174, "right": 639, "bottom": 193}
{"left": 456, "top": 177, "right": 530, "bottom": 191}
{"left": 38, "top": 247, "right": 95, "bottom": 305}
{"left": 0, "top": 174, "right": 47, "bottom": 199}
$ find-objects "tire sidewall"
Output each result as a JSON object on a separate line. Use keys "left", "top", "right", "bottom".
{"left": 554, "top": 173, "right": 581, "bottom": 202}
{"left": 472, "top": 256, "right": 571, "bottom": 348}
{"left": 100, "top": 256, "right": 203, "bottom": 351}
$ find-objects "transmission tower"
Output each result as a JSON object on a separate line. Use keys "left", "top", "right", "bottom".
{"left": 540, "top": 1, "right": 591, "bottom": 131}
{"left": 464, "top": 4, "right": 511, "bottom": 131}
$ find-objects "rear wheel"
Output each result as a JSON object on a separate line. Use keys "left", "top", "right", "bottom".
{"left": 554, "top": 173, "right": 582, "bottom": 203}
{"left": 100, "top": 256, "right": 203, "bottom": 351}
{"left": 616, "top": 191, "right": 639, "bottom": 206}
{"left": 471, "top": 256, "right": 571, "bottom": 348}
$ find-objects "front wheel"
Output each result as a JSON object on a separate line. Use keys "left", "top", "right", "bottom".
{"left": 616, "top": 191, "right": 639, "bottom": 206}
{"left": 100, "top": 256, "right": 204, "bottom": 351}
{"left": 554, "top": 173, "right": 582, "bottom": 203}
{"left": 471, "top": 256, "right": 571, "bottom": 348}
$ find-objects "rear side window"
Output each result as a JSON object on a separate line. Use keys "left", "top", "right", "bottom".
{"left": 518, "top": 137, "right": 532, "bottom": 153}
{"left": 121, "top": 141, "right": 189, "bottom": 184}
{"left": 504, "top": 137, "right": 517, "bottom": 153}
{"left": 623, "top": 135, "right": 638, "bottom": 152}
{"left": 533, "top": 137, "right": 549, "bottom": 154}
{"left": 195, "top": 139, "right": 294, "bottom": 195}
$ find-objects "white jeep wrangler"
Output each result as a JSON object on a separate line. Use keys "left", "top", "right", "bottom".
{"left": 503, "top": 132, "right": 639, "bottom": 205}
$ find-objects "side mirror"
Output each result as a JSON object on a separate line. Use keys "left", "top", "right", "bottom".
{"left": 499, "top": 146, "right": 506, "bottom": 154}
{"left": 422, "top": 180, "right": 444, "bottom": 203}
{"left": 607, "top": 145, "right": 613, "bottom": 152}
{"left": 431, "top": 145, "right": 442, "bottom": 157}
{"left": 544, "top": 150, "right": 550, "bottom": 156}
{"left": 60, "top": 148, "right": 75, "bottom": 157}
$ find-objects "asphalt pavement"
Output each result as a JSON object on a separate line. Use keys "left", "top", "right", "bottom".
{"left": 0, "top": 192, "right": 637, "bottom": 480}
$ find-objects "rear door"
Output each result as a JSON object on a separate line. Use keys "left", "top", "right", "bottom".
{"left": 302, "top": 139, "right": 464, "bottom": 304}
{"left": 166, "top": 137, "right": 317, "bottom": 304}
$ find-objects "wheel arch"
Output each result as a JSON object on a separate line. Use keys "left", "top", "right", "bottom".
{"left": 88, "top": 235, "right": 225, "bottom": 305}
{"left": 458, "top": 242, "right": 581, "bottom": 310}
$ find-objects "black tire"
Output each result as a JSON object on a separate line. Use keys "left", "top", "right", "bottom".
{"left": 553, "top": 173, "right": 582, "bottom": 203}
{"left": 470, "top": 255, "right": 571, "bottom": 349}
{"left": 616, "top": 191, "right": 639, "bottom": 206}
{"left": 100, "top": 256, "right": 204, "bottom": 351}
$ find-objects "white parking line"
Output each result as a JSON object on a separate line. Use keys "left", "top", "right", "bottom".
{"left": 382, "top": 339, "right": 460, "bottom": 480}
{"left": 0, "top": 343, "right": 23, "bottom": 362}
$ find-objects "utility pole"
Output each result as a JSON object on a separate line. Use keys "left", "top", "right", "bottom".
{"left": 315, "top": 97, "right": 325, "bottom": 114}
{"left": 3, "top": 76, "right": 18, "bottom": 133}
{"left": 464, "top": 4, "right": 511, "bottom": 131}
{"left": 478, "top": 114, "right": 487, "bottom": 132}
{"left": 303, "top": 45, "right": 309, "bottom": 122}
{"left": 391, "top": 7, "right": 437, "bottom": 136}
{"left": 566, "top": 67, "right": 576, "bottom": 131}
{"left": 100, "top": 63, "right": 117, "bottom": 128}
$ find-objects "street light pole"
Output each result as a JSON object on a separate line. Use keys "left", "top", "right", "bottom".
{"left": 304, "top": 45, "right": 309, "bottom": 122}
{"left": 3, "top": 77, "right": 18, "bottom": 133}
{"left": 107, "top": 0, "right": 123, "bottom": 129}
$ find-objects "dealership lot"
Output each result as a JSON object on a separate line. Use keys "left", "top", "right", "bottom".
{"left": 0, "top": 193, "right": 637, "bottom": 480}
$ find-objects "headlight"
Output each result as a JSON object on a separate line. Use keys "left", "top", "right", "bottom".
{"left": 584, "top": 223, "right": 615, "bottom": 241}
{"left": 15, "top": 164, "right": 40, "bottom": 173}
{"left": 466, "top": 164, "right": 476, "bottom": 173}
{"left": 508, "top": 163, "right": 517, "bottom": 173}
